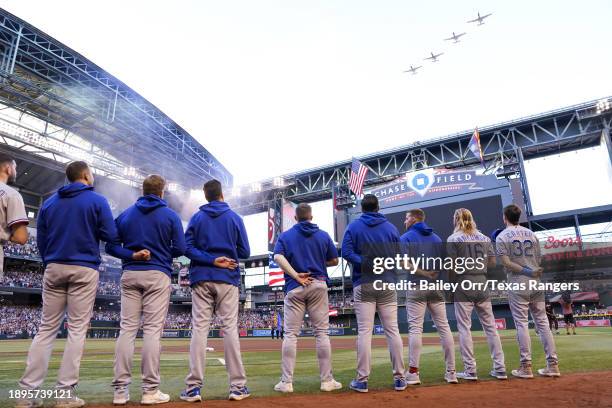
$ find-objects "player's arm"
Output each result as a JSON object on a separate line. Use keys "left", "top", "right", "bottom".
{"left": 398, "top": 236, "right": 433, "bottom": 278}
{"left": 534, "top": 235, "right": 542, "bottom": 266}
{"left": 274, "top": 253, "right": 311, "bottom": 285}
{"left": 341, "top": 229, "right": 362, "bottom": 264}
{"left": 325, "top": 235, "right": 339, "bottom": 266}
{"left": 498, "top": 254, "right": 525, "bottom": 274}
{"left": 6, "top": 192, "right": 29, "bottom": 245}
{"left": 170, "top": 214, "right": 186, "bottom": 258}
{"left": 235, "top": 216, "right": 250, "bottom": 259}
{"left": 499, "top": 254, "right": 541, "bottom": 277}
{"left": 487, "top": 256, "right": 497, "bottom": 269}
{"left": 486, "top": 240, "right": 497, "bottom": 269}
{"left": 9, "top": 224, "right": 28, "bottom": 245}
{"left": 36, "top": 208, "right": 47, "bottom": 260}
{"left": 273, "top": 237, "right": 312, "bottom": 286}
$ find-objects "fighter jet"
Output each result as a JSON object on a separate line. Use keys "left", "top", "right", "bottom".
{"left": 444, "top": 32, "right": 466, "bottom": 43}
{"left": 403, "top": 65, "right": 422, "bottom": 75}
{"left": 424, "top": 52, "right": 443, "bottom": 62}
{"left": 467, "top": 12, "right": 492, "bottom": 25}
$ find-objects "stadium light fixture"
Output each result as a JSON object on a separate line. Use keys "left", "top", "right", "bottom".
{"left": 250, "top": 182, "right": 262, "bottom": 193}
{"left": 123, "top": 167, "right": 137, "bottom": 177}
{"left": 273, "top": 177, "right": 284, "bottom": 187}
{"left": 596, "top": 98, "right": 611, "bottom": 114}
{"left": 167, "top": 182, "right": 180, "bottom": 192}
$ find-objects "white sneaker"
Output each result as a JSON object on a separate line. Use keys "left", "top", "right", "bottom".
{"left": 55, "top": 395, "right": 85, "bottom": 408}
{"left": 512, "top": 364, "right": 534, "bottom": 379}
{"left": 320, "top": 379, "right": 342, "bottom": 392}
{"left": 273, "top": 381, "right": 293, "bottom": 393}
{"left": 537, "top": 365, "right": 561, "bottom": 377}
{"left": 444, "top": 370, "right": 458, "bottom": 384}
{"left": 113, "top": 388, "right": 130, "bottom": 405}
{"left": 405, "top": 371, "right": 421, "bottom": 385}
{"left": 456, "top": 371, "right": 478, "bottom": 381}
{"left": 489, "top": 370, "right": 508, "bottom": 380}
{"left": 141, "top": 390, "right": 170, "bottom": 405}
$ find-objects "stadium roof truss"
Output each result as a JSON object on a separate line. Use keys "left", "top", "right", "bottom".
{"left": 230, "top": 97, "right": 612, "bottom": 215}
{"left": 0, "top": 8, "right": 232, "bottom": 189}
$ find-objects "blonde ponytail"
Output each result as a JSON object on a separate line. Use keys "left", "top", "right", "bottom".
{"left": 453, "top": 208, "right": 477, "bottom": 234}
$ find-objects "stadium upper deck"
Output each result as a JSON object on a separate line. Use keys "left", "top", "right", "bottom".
{"left": 0, "top": 7, "right": 231, "bottom": 208}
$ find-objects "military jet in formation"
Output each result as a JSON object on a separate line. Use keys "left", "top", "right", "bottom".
{"left": 403, "top": 11, "right": 492, "bottom": 75}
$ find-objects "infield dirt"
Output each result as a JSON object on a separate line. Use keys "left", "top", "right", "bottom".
{"left": 88, "top": 371, "right": 612, "bottom": 408}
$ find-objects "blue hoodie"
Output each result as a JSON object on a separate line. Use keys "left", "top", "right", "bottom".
{"left": 400, "top": 221, "right": 444, "bottom": 282}
{"left": 37, "top": 182, "right": 132, "bottom": 269}
{"left": 106, "top": 194, "right": 186, "bottom": 276}
{"left": 341, "top": 212, "right": 400, "bottom": 286}
{"left": 273, "top": 221, "right": 338, "bottom": 292}
{"left": 185, "top": 200, "right": 250, "bottom": 286}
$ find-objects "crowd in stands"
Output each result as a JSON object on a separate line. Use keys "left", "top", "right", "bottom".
{"left": 0, "top": 304, "right": 341, "bottom": 336}
{"left": 237, "top": 310, "right": 274, "bottom": 329}
{"left": 329, "top": 292, "right": 354, "bottom": 308}
{"left": 0, "top": 305, "right": 42, "bottom": 337}
{"left": 3, "top": 236, "right": 40, "bottom": 259}
{"left": 171, "top": 286, "right": 192, "bottom": 297}
{"left": 0, "top": 266, "right": 193, "bottom": 298}
{"left": 96, "top": 280, "right": 121, "bottom": 296}
{"left": 0, "top": 267, "right": 44, "bottom": 288}
{"left": 164, "top": 311, "right": 192, "bottom": 329}
{"left": 90, "top": 310, "right": 120, "bottom": 321}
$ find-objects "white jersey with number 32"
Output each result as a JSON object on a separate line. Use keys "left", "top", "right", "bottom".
{"left": 495, "top": 225, "right": 541, "bottom": 283}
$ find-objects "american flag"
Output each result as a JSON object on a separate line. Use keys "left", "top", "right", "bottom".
{"left": 349, "top": 158, "right": 368, "bottom": 196}
{"left": 467, "top": 127, "right": 485, "bottom": 166}
{"left": 268, "top": 253, "right": 285, "bottom": 287}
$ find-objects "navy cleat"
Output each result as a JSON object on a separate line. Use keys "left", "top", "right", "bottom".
{"left": 228, "top": 386, "right": 250, "bottom": 401}
{"left": 179, "top": 387, "right": 202, "bottom": 403}
{"left": 349, "top": 379, "right": 368, "bottom": 393}
{"left": 394, "top": 378, "right": 408, "bottom": 391}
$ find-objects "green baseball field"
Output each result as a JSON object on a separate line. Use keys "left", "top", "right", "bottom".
{"left": 1, "top": 328, "right": 611, "bottom": 408}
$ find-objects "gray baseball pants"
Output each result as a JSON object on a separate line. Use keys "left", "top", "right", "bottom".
{"left": 112, "top": 270, "right": 171, "bottom": 392}
{"left": 508, "top": 291, "right": 558, "bottom": 365}
{"left": 281, "top": 280, "right": 333, "bottom": 383}
{"left": 185, "top": 281, "right": 247, "bottom": 392}
{"left": 19, "top": 263, "right": 98, "bottom": 390}
{"left": 406, "top": 292, "right": 455, "bottom": 371}
{"left": 353, "top": 284, "right": 405, "bottom": 382}
{"left": 454, "top": 300, "right": 505, "bottom": 373}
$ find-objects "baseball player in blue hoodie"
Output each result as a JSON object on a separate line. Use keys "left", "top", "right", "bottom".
{"left": 107, "top": 175, "right": 186, "bottom": 405}
{"left": 342, "top": 194, "right": 407, "bottom": 393}
{"left": 401, "top": 208, "right": 457, "bottom": 385}
{"left": 18, "top": 161, "right": 148, "bottom": 408}
{"left": 181, "top": 179, "right": 251, "bottom": 402}
{"left": 272, "top": 203, "right": 342, "bottom": 393}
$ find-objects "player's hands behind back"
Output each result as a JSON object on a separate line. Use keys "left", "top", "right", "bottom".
{"left": 533, "top": 266, "right": 544, "bottom": 279}
{"left": 214, "top": 256, "right": 238, "bottom": 270}
{"left": 297, "top": 272, "right": 314, "bottom": 287}
{"left": 132, "top": 249, "right": 151, "bottom": 261}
